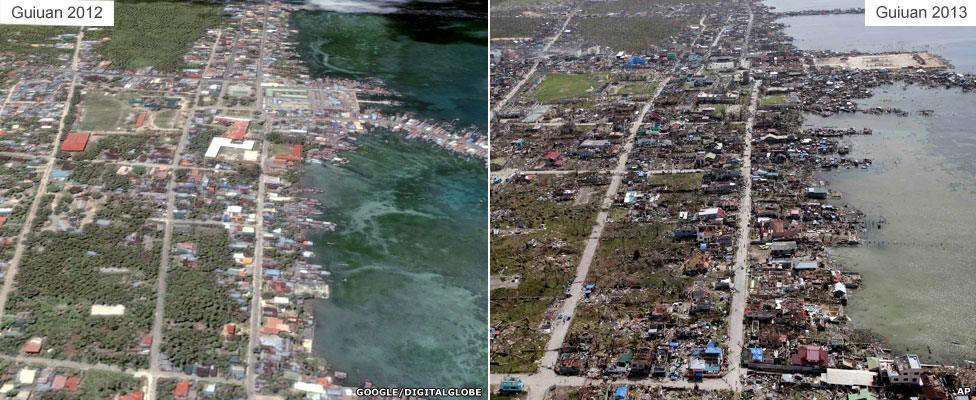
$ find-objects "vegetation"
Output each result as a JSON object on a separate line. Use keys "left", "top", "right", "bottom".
{"left": 157, "top": 379, "right": 246, "bottom": 400}
{"left": 648, "top": 172, "right": 703, "bottom": 191}
{"left": 73, "top": 136, "right": 149, "bottom": 162}
{"left": 78, "top": 92, "right": 138, "bottom": 131}
{"left": 36, "top": 370, "right": 144, "bottom": 400}
{"left": 761, "top": 94, "right": 788, "bottom": 106}
{"left": 532, "top": 73, "right": 605, "bottom": 103}
{"left": 96, "top": 2, "right": 221, "bottom": 71}
{"left": 584, "top": 0, "right": 715, "bottom": 14}
{"left": 577, "top": 16, "right": 687, "bottom": 52}
{"left": 615, "top": 81, "right": 658, "bottom": 96}
{"left": 0, "top": 196, "right": 160, "bottom": 368}
{"left": 188, "top": 126, "right": 224, "bottom": 155}
{"left": 163, "top": 228, "right": 245, "bottom": 370}
{"left": 490, "top": 178, "right": 601, "bottom": 373}
{"left": 489, "top": 17, "right": 552, "bottom": 38}
{"left": 0, "top": 26, "right": 74, "bottom": 63}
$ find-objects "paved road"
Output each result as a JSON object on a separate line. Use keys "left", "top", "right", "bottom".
{"left": 724, "top": 4, "right": 757, "bottom": 389}
{"left": 245, "top": 2, "right": 272, "bottom": 396}
{"left": 0, "top": 28, "right": 84, "bottom": 327}
{"left": 490, "top": 8, "right": 576, "bottom": 120}
{"left": 146, "top": 27, "right": 225, "bottom": 400}
{"left": 538, "top": 76, "right": 670, "bottom": 373}
{"left": 724, "top": 78, "right": 759, "bottom": 393}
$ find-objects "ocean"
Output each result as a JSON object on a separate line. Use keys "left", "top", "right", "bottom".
{"left": 291, "top": 1, "right": 489, "bottom": 390}
{"left": 771, "top": 0, "right": 976, "bottom": 363}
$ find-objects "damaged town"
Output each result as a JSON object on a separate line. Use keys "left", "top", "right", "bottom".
{"left": 489, "top": 0, "right": 976, "bottom": 399}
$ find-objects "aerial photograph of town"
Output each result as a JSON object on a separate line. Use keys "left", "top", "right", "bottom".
{"left": 0, "top": 0, "right": 489, "bottom": 399}
{"left": 488, "top": 0, "right": 976, "bottom": 398}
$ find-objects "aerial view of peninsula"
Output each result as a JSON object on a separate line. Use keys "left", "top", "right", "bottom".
{"left": 489, "top": 0, "right": 975, "bottom": 398}
{"left": 0, "top": 0, "right": 488, "bottom": 398}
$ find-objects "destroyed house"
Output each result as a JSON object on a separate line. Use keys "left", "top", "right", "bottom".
{"left": 769, "top": 241, "right": 797, "bottom": 257}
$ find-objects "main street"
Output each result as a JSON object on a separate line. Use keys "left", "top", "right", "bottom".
{"left": 146, "top": 22, "right": 226, "bottom": 400}
{"left": 245, "top": 3, "right": 273, "bottom": 396}
{"left": 724, "top": 3, "right": 757, "bottom": 391}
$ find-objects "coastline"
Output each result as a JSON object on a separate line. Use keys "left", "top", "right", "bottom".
{"left": 265, "top": 0, "right": 489, "bottom": 393}
{"left": 763, "top": 0, "right": 976, "bottom": 368}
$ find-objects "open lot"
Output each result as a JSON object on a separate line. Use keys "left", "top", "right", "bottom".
{"left": 532, "top": 73, "right": 606, "bottom": 103}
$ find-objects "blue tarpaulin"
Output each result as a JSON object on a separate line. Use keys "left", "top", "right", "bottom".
{"left": 750, "top": 347, "right": 764, "bottom": 362}
{"left": 614, "top": 385, "right": 628, "bottom": 399}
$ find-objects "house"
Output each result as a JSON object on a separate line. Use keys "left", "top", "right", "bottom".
{"left": 769, "top": 241, "right": 797, "bottom": 257}
{"left": 791, "top": 344, "right": 828, "bottom": 367}
{"left": 881, "top": 354, "right": 924, "bottom": 386}
{"left": 22, "top": 337, "right": 43, "bottom": 354}
{"left": 174, "top": 380, "right": 190, "bottom": 398}
{"left": 689, "top": 341, "right": 723, "bottom": 379}
{"left": 119, "top": 390, "right": 144, "bottom": 400}
{"left": 225, "top": 120, "right": 250, "bottom": 140}
{"left": 805, "top": 187, "right": 829, "bottom": 199}
{"left": 696, "top": 207, "right": 727, "bottom": 221}
{"left": 541, "top": 151, "right": 562, "bottom": 167}
{"left": 65, "top": 376, "right": 81, "bottom": 392}
{"left": 794, "top": 261, "right": 818, "bottom": 271}
{"left": 820, "top": 368, "right": 877, "bottom": 388}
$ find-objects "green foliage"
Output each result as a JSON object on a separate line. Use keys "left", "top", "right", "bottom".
{"left": 0, "top": 26, "right": 74, "bottom": 62}
{"left": 0, "top": 196, "right": 158, "bottom": 367}
{"left": 96, "top": 2, "right": 221, "bottom": 71}
{"left": 188, "top": 127, "right": 223, "bottom": 155}
{"left": 532, "top": 73, "right": 605, "bottom": 103}
{"left": 163, "top": 228, "right": 244, "bottom": 369}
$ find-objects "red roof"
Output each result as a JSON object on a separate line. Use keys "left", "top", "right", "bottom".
{"left": 65, "top": 376, "right": 81, "bottom": 392}
{"left": 135, "top": 112, "right": 147, "bottom": 129}
{"left": 22, "top": 341, "right": 41, "bottom": 354}
{"left": 274, "top": 144, "right": 302, "bottom": 161}
{"left": 121, "top": 390, "right": 144, "bottom": 400}
{"left": 61, "top": 132, "right": 91, "bottom": 152}
{"left": 542, "top": 151, "right": 562, "bottom": 160}
{"left": 141, "top": 334, "right": 153, "bottom": 347}
{"left": 225, "top": 120, "right": 249, "bottom": 140}
{"left": 174, "top": 380, "right": 190, "bottom": 397}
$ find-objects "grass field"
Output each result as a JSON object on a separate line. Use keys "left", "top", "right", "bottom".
{"left": 79, "top": 92, "right": 138, "bottom": 131}
{"left": 97, "top": 2, "right": 221, "bottom": 71}
{"left": 532, "top": 73, "right": 604, "bottom": 103}
{"left": 153, "top": 109, "right": 178, "bottom": 129}
{"left": 760, "top": 94, "right": 788, "bottom": 106}
{"left": 615, "top": 81, "right": 658, "bottom": 96}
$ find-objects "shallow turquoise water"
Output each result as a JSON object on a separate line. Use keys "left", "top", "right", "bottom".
{"left": 305, "top": 134, "right": 487, "bottom": 388}
{"left": 292, "top": 6, "right": 488, "bottom": 389}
